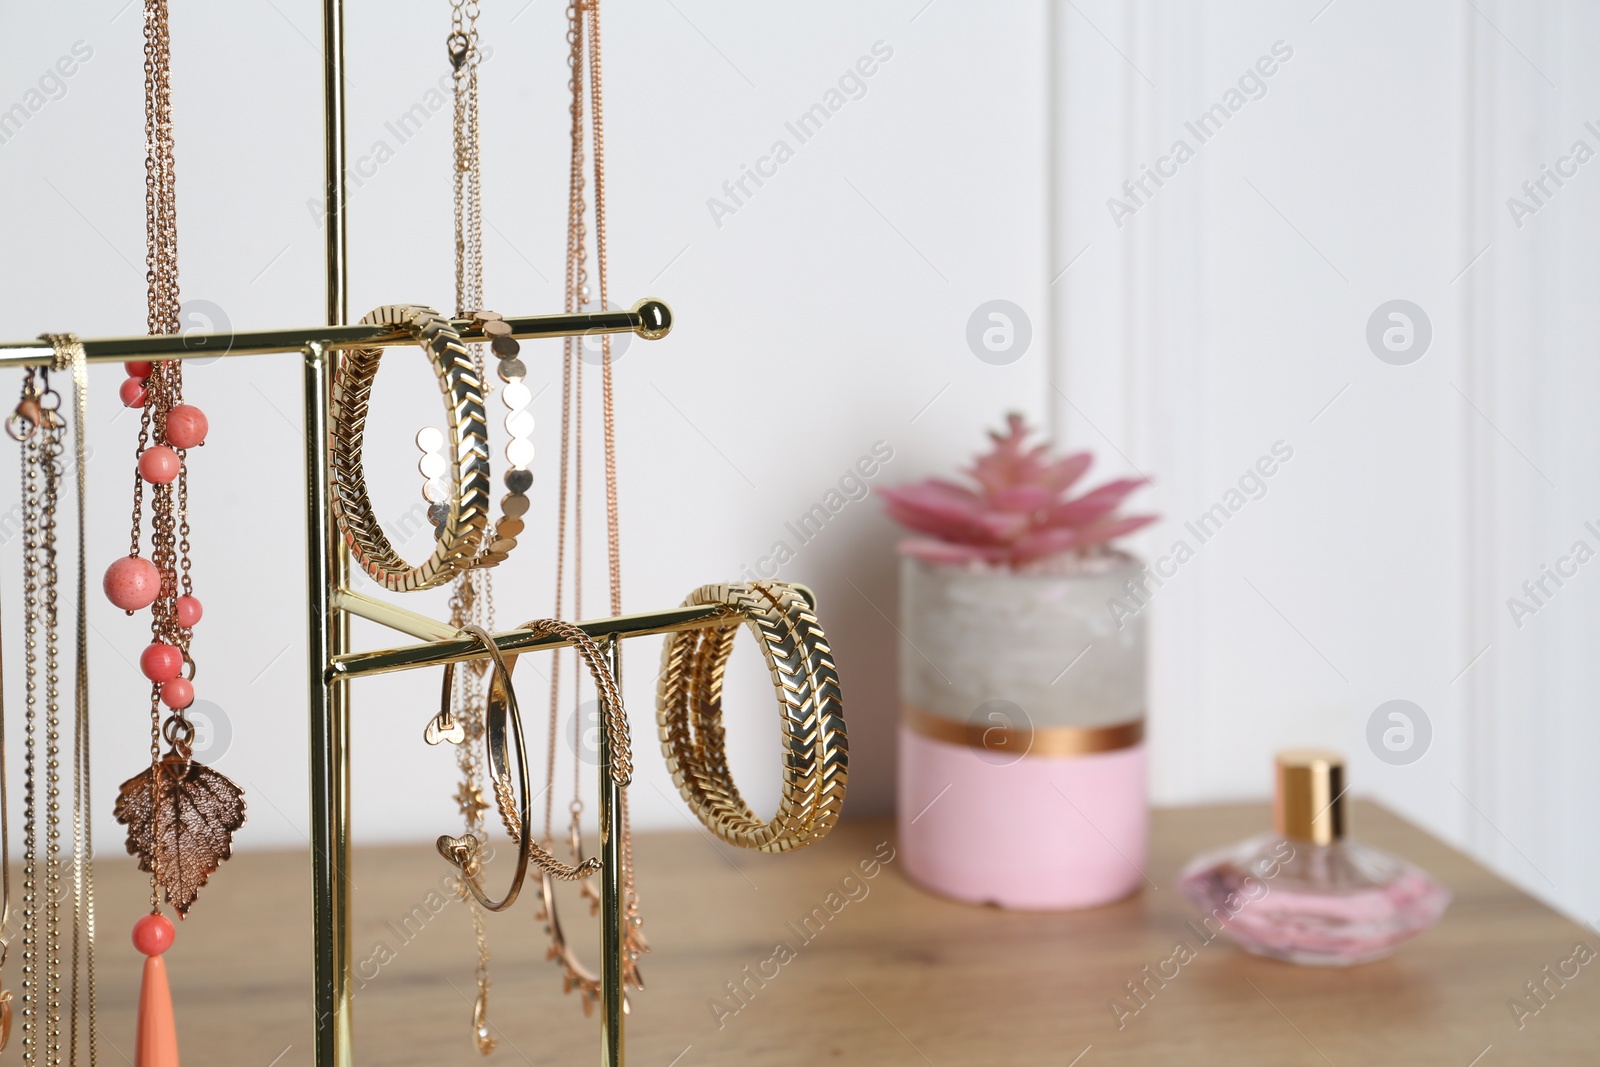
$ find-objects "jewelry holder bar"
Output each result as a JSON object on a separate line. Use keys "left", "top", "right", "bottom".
{"left": 332, "top": 585, "right": 817, "bottom": 679}
{"left": 0, "top": 302, "right": 669, "bottom": 366}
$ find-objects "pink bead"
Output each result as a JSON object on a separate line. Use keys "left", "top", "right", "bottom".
{"left": 132, "top": 913, "right": 175, "bottom": 956}
{"left": 159, "top": 677, "right": 194, "bottom": 710}
{"left": 140, "top": 643, "right": 184, "bottom": 683}
{"left": 165, "top": 404, "right": 208, "bottom": 449}
{"left": 104, "top": 556, "right": 161, "bottom": 611}
{"left": 124, "top": 360, "right": 153, "bottom": 379}
{"left": 138, "top": 446, "right": 180, "bottom": 485}
{"left": 175, "top": 595, "right": 203, "bottom": 628}
{"left": 119, "top": 378, "right": 148, "bottom": 408}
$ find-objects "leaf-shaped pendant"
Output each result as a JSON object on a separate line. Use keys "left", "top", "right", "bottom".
{"left": 113, "top": 755, "right": 247, "bottom": 916}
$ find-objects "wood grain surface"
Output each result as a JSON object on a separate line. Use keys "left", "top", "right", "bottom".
{"left": 63, "top": 801, "right": 1597, "bottom": 1065}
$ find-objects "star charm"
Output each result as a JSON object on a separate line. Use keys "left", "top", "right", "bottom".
{"left": 455, "top": 782, "right": 489, "bottom": 824}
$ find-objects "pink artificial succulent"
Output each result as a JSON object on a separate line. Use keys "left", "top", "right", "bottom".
{"left": 880, "top": 414, "right": 1157, "bottom": 567}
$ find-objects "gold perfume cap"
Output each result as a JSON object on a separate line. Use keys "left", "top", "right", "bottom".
{"left": 1273, "top": 748, "right": 1345, "bottom": 845}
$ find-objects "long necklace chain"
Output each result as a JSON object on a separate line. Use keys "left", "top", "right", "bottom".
{"left": 114, "top": 0, "right": 234, "bottom": 928}
{"left": 134, "top": 0, "right": 194, "bottom": 909}
{"left": 546, "top": 0, "right": 646, "bottom": 993}
{"left": 144, "top": 0, "right": 179, "bottom": 338}
{"left": 15, "top": 365, "right": 86, "bottom": 1067}
{"left": 446, "top": 0, "right": 497, "bottom": 1055}
{"left": 19, "top": 368, "right": 61, "bottom": 1067}
{"left": 580, "top": 0, "right": 643, "bottom": 944}
{"left": 62, "top": 346, "right": 95, "bottom": 1067}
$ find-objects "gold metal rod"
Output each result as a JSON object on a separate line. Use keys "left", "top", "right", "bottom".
{"left": 316, "top": 0, "right": 354, "bottom": 1057}
{"left": 304, "top": 344, "right": 353, "bottom": 1067}
{"left": 328, "top": 584, "right": 815, "bottom": 680}
{"left": 317, "top": 3, "right": 355, "bottom": 1061}
{"left": 332, "top": 588, "right": 463, "bottom": 642}
{"left": 327, "top": 602, "right": 734, "bottom": 680}
{"left": 0, "top": 300, "right": 671, "bottom": 367}
{"left": 599, "top": 635, "right": 625, "bottom": 1067}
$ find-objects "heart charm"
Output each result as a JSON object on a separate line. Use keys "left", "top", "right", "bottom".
{"left": 425, "top": 713, "right": 466, "bottom": 746}
{"left": 436, "top": 832, "right": 481, "bottom": 871}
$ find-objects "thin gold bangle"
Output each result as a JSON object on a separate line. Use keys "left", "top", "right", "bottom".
{"left": 656, "top": 581, "right": 847, "bottom": 853}
{"left": 435, "top": 621, "right": 633, "bottom": 912}
{"left": 329, "top": 305, "right": 490, "bottom": 592}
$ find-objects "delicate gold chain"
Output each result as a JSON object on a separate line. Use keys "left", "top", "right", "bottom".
{"left": 0, "top": 392, "right": 11, "bottom": 1059}
{"left": 18, "top": 369, "right": 66, "bottom": 1067}
{"left": 19, "top": 371, "right": 43, "bottom": 1067}
{"left": 57, "top": 341, "right": 95, "bottom": 1067}
{"left": 42, "top": 382, "right": 64, "bottom": 1067}
{"left": 0, "top": 363, "right": 102, "bottom": 1064}
{"left": 447, "top": 0, "right": 496, "bottom": 1053}
{"left": 31, "top": 339, "right": 97, "bottom": 1067}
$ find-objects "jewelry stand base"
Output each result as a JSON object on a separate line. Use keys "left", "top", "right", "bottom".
{"left": 896, "top": 727, "right": 1147, "bottom": 910}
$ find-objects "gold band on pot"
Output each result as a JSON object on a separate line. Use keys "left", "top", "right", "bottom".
{"left": 902, "top": 703, "right": 1144, "bottom": 757}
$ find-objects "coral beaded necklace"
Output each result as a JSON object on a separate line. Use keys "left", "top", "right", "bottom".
{"left": 100, "top": 3, "right": 245, "bottom": 1064}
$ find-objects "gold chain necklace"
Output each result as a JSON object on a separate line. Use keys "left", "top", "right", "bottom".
{"left": 60, "top": 342, "right": 95, "bottom": 1067}
{"left": 445, "top": 0, "right": 498, "bottom": 1054}
{"left": 17, "top": 366, "right": 65, "bottom": 1067}
{"left": 10, "top": 337, "right": 96, "bottom": 1067}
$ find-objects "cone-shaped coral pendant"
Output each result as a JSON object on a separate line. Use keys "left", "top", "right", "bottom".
{"left": 133, "top": 913, "right": 179, "bottom": 1067}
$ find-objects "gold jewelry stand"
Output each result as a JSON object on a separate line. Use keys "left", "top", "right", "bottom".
{"left": 0, "top": 2, "right": 722, "bottom": 1062}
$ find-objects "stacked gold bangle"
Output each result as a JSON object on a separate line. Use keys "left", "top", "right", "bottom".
{"left": 330, "top": 305, "right": 490, "bottom": 591}
{"left": 656, "top": 581, "right": 847, "bottom": 853}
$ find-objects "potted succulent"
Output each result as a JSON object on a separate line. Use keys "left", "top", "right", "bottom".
{"left": 882, "top": 414, "right": 1156, "bottom": 909}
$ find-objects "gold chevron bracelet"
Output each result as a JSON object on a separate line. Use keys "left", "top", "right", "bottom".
{"left": 657, "top": 581, "right": 847, "bottom": 853}
{"left": 329, "top": 305, "right": 491, "bottom": 592}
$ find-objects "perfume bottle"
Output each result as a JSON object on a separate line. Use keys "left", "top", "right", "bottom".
{"left": 1177, "top": 749, "right": 1450, "bottom": 966}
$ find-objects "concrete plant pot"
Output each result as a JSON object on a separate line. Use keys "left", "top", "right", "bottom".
{"left": 896, "top": 551, "right": 1148, "bottom": 909}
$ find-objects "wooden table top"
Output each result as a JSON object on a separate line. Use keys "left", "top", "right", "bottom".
{"left": 70, "top": 800, "right": 1596, "bottom": 1065}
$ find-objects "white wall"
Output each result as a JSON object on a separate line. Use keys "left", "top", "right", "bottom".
{"left": 0, "top": 2, "right": 1049, "bottom": 859}
{"left": 1053, "top": 0, "right": 1600, "bottom": 924}
{"left": 2, "top": 1, "right": 1595, "bottom": 927}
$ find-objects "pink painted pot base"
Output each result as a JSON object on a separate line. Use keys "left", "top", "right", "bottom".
{"left": 897, "top": 725, "right": 1148, "bottom": 910}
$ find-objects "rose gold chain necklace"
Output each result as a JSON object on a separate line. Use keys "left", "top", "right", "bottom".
{"left": 539, "top": 0, "right": 647, "bottom": 1013}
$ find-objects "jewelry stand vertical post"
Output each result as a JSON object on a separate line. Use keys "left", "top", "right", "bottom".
{"left": 0, "top": 0, "right": 742, "bottom": 1061}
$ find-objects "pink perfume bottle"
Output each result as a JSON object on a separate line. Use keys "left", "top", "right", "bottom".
{"left": 1177, "top": 749, "right": 1450, "bottom": 966}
